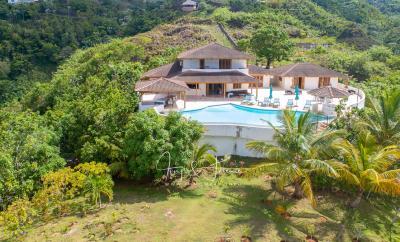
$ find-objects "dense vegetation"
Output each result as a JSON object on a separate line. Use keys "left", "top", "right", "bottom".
{"left": 0, "top": 0, "right": 399, "bottom": 240}
{"left": 0, "top": 0, "right": 182, "bottom": 104}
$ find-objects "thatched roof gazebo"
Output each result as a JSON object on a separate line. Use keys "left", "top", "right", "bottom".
{"left": 308, "top": 86, "right": 350, "bottom": 99}
{"left": 135, "top": 77, "right": 190, "bottom": 108}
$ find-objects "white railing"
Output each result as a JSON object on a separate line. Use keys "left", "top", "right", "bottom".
{"left": 338, "top": 83, "right": 366, "bottom": 109}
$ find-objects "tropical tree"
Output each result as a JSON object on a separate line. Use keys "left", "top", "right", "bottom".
{"left": 83, "top": 175, "right": 114, "bottom": 208}
{"left": 249, "top": 26, "right": 294, "bottom": 68}
{"left": 358, "top": 88, "right": 400, "bottom": 145}
{"left": 75, "top": 162, "right": 114, "bottom": 207}
{"left": 330, "top": 132, "right": 400, "bottom": 208}
{"left": 187, "top": 143, "right": 217, "bottom": 185}
{"left": 245, "top": 110, "right": 343, "bottom": 206}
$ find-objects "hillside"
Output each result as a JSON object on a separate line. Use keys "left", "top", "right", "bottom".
{"left": 0, "top": 0, "right": 399, "bottom": 105}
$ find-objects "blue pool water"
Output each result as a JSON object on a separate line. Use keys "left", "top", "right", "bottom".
{"left": 181, "top": 104, "right": 324, "bottom": 126}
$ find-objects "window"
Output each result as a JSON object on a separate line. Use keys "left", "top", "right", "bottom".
{"left": 187, "top": 83, "right": 199, "bottom": 89}
{"left": 233, "top": 83, "right": 241, "bottom": 89}
{"left": 219, "top": 59, "right": 231, "bottom": 69}
{"left": 318, "top": 77, "right": 330, "bottom": 87}
{"left": 199, "top": 59, "right": 205, "bottom": 69}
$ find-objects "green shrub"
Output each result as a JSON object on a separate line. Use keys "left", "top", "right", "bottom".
{"left": 123, "top": 110, "right": 203, "bottom": 180}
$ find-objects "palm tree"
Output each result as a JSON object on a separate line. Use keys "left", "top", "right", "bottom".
{"left": 358, "top": 89, "right": 400, "bottom": 145}
{"left": 330, "top": 132, "right": 400, "bottom": 208}
{"left": 187, "top": 143, "right": 217, "bottom": 185}
{"left": 246, "top": 110, "right": 343, "bottom": 206}
{"left": 84, "top": 175, "right": 114, "bottom": 207}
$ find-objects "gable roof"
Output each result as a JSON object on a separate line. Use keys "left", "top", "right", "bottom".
{"left": 308, "top": 86, "right": 350, "bottom": 98}
{"left": 141, "top": 61, "right": 182, "bottom": 79}
{"left": 135, "top": 78, "right": 189, "bottom": 93}
{"left": 268, "top": 63, "right": 348, "bottom": 78}
{"left": 178, "top": 43, "right": 253, "bottom": 60}
{"left": 248, "top": 64, "right": 273, "bottom": 75}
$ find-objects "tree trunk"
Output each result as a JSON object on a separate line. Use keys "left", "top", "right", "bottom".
{"left": 266, "top": 59, "right": 272, "bottom": 69}
{"left": 293, "top": 181, "right": 303, "bottom": 199}
{"left": 350, "top": 190, "right": 363, "bottom": 208}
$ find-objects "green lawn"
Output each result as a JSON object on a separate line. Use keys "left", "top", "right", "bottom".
{"left": 18, "top": 173, "right": 399, "bottom": 242}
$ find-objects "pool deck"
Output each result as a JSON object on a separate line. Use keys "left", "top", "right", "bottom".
{"left": 184, "top": 88, "right": 363, "bottom": 112}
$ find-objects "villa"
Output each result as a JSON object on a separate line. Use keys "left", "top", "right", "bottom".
{"left": 181, "top": 0, "right": 198, "bottom": 12}
{"left": 136, "top": 43, "right": 361, "bottom": 110}
{"left": 135, "top": 43, "right": 365, "bottom": 157}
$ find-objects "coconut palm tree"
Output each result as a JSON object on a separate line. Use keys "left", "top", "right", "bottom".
{"left": 358, "top": 89, "right": 400, "bottom": 145}
{"left": 330, "top": 132, "right": 400, "bottom": 208}
{"left": 84, "top": 174, "right": 114, "bottom": 207}
{"left": 187, "top": 143, "right": 217, "bottom": 185}
{"left": 246, "top": 110, "right": 344, "bottom": 207}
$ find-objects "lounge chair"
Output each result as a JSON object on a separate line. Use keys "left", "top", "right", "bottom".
{"left": 247, "top": 95, "right": 257, "bottom": 105}
{"left": 303, "top": 100, "right": 312, "bottom": 111}
{"left": 287, "top": 99, "right": 294, "bottom": 109}
{"left": 273, "top": 98, "right": 280, "bottom": 108}
{"left": 259, "top": 97, "right": 271, "bottom": 107}
{"left": 241, "top": 95, "right": 252, "bottom": 104}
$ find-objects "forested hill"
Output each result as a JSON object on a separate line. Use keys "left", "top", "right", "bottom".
{"left": 0, "top": 0, "right": 399, "bottom": 104}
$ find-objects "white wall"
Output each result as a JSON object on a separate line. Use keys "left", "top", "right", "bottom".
{"left": 304, "top": 77, "right": 319, "bottom": 90}
{"left": 141, "top": 93, "right": 167, "bottom": 102}
{"left": 200, "top": 124, "right": 275, "bottom": 157}
{"left": 182, "top": 59, "right": 249, "bottom": 74}
{"left": 330, "top": 77, "right": 339, "bottom": 87}
{"left": 263, "top": 75, "right": 272, "bottom": 87}
{"left": 282, "top": 77, "right": 292, "bottom": 90}
{"left": 182, "top": 6, "right": 197, "bottom": 11}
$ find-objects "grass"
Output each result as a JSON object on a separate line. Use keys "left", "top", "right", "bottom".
{"left": 18, "top": 172, "right": 399, "bottom": 242}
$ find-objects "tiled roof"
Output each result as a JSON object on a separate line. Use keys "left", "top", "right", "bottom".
{"left": 141, "top": 61, "right": 182, "bottom": 79}
{"left": 248, "top": 64, "right": 273, "bottom": 75}
{"left": 135, "top": 78, "right": 189, "bottom": 93}
{"left": 268, "top": 63, "right": 348, "bottom": 78}
{"left": 172, "top": 70, "right": 257, "bottom": 83}
{"left": 177, "top": 43, "right": 253, "bottom": 60}
{"left": 308, "top": 86, "right": 350, "bottom": 98}
{"left": 182, "top": 0, "right": 197, "bottom": 5}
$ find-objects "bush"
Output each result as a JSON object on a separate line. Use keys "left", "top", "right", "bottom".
{"left": 123, "top": 110, "right": 203, "bottom": 180}
{"left": 0, "top": 162, "right": 114, "bottom": 239}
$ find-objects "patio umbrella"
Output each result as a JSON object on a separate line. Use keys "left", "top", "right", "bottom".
{"left": 269, "top": 84, "right": 273, "bottom": 99}
{"left": 294, "top": 85, "right": 300, "bottom": 106}
{"left": 295, "top": 85, "right": 300, "bottom": 100}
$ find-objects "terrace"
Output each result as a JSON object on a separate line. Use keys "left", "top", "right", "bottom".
{"left": 141, "top": 84, "right": 365, "bottom": 116}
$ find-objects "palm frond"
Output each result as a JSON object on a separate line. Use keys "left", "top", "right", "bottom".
{"left": 379, "top": 169, "right": 400, "bottom": 179}
{"left": 369, "top": 145, "right": 400, "bottom": 172}
{"left": 242, "top": 163, "right": 279, "bottom": 178}
{"left": 368, "top": 179, "right": 400, "bottom": 197}
{"left": 301, "top": 159, "right": 339, "bottom": 178}
{"left": 301, "top": 173, "right": 316, "bottom": 207}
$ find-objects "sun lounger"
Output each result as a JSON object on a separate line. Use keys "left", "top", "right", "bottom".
{"left": 273, "top": 98, "right": 280, "bottom": 108}
{"left": 241, "top": 95, "right": 252, "bottom": 104}
{"left": 247, "top": 95, "right": 257, "bottom": 105}
{"left": 259, "top": 97, "right": 271, "bottom": 107}
{"left": 303, "top": 100, "right": 312, "bottom": 111}
{"left": 287, "top": 99, "right": 294, "bottom": 109}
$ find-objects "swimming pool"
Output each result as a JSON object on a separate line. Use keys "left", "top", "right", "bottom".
{"left": 181, "top": 104, "right": 324, "bottom": 126}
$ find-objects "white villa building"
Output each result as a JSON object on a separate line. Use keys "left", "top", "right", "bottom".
{"left": 137, "top": 43, "right": 350, "bottom": 102}
{"left": 181, "top": 0, "right": 198, "bottom": 12}
{"left": 135, "top": 43, "right": 365, "bottom": 157}
{"left": 8, "top": 0, "right": 38, "bottom": 4}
